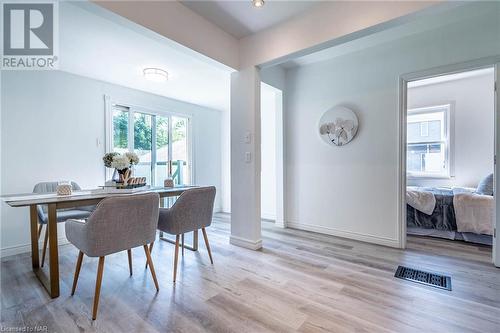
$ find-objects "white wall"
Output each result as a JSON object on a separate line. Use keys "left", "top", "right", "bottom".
{"left": 261, "top": 84, "right": 277, "bottom": 220}
{"left": 407, "top": 72, "right": 495, "bottom": 188}
{"left": 0, "top": 70, "right": 222, "bottom": 256}
{"left": 283, "top": 3, "right": 500, "bottom": 247}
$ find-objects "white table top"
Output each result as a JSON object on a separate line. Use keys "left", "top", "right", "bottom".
{"left": 1, "top": 185, "right": 202, "bottom": 207}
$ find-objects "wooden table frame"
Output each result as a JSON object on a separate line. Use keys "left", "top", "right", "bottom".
{"left": 4, "top": 187, "right": 199, "bottom": 298}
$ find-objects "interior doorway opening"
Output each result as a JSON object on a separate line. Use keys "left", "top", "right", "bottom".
{"left": 260, "top": 82, "right": 285, "bottom": 226}
{"left": 400, "top": 63, "right": 499, "bottom": 266}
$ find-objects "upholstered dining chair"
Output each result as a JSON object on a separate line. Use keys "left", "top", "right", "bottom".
{"left": 33, "top": 181, "right": 94, "bottom": 267}
{"left": 65, "top": 192, "right": 160, "bottom": 320}
{"left": 152, "top": 186, "right": 216, "bottom": 283}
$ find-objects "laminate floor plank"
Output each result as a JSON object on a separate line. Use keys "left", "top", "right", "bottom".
{"left": 1, "top": 213, "right": 499, "bottom": 332}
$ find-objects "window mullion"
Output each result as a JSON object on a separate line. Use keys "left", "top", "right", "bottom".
{"left": 168, "top": 115, "right": 173, "bottom": 176}
{"left": 152, "top": 115, "right": 157, "bottom": 186}
{"left": 128, "top": 108, "right": 134, "bottom": 152}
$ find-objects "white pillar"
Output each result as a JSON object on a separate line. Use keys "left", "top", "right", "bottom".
{"left": 230, "top": 67, "right": 262, "bottom": 250}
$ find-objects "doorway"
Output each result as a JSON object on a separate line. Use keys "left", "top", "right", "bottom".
{"left": 260, "top": 82, "right": 285, "bottom": 227}
{"left": 398, "top": 59, "right": 500, "bottom": 266}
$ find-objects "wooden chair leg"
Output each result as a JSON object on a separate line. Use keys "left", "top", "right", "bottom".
{"left": 173, "top": 235, "right": 180, "bottom": 283}
{"left": 143, "top": 245, "right": 159, "bottom": 291}
{"left": 92, "top": 256, "right": 105, "bottom": 320}
{"left": 181, "top": 233, "right": 185, "bottom": 256}
{"left": 71, "top": 251, "right": 84, "bottom": 295}
{"left": 145, "top": 241, "right": 154, "bottom": 269}
{"left": 37, "top": 224, "right": 43, "bottom": 240}
{"left": 202, "top": 227, "right": 214, "bottom": 265}
{"left": 127, "top": 249, "right": 133, "bottom": 276}
{"left": 41, "top": 227, "right": 49, "bottom": 267}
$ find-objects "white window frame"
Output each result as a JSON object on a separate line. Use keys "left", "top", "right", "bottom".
{"left": 407, "top": 104, "right": 452, "bottom": 179}
{"left": 104, "top": 95, "right": 194, "bottom": 185}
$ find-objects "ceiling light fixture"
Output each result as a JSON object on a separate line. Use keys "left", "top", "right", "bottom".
{"left": 143, "top": 67, "right": 169, "bottom": 82}
{"left": 252, "top": 0, "right": 265, "bottom": 8}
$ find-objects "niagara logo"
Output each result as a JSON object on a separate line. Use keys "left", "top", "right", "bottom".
{"left": 2, "top": 2, "right": 59, "bottom": 69}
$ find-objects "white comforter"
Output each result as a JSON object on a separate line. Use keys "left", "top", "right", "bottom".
{"left": 406, "top": 187, "right": 435, "bottom": 215}
{"left": 453, "top": 189, "right": 494, "bottom": 236}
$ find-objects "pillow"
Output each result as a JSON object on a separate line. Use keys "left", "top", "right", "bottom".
{"left": 476, "top": 173, "right": 494, "bottom": 196}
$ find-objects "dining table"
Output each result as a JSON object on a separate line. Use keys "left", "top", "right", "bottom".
{"left": 2, "top": 185, "right": 202, "bottom": 298}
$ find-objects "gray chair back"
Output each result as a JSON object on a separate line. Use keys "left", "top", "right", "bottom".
{"left": 33, "top": 181, "right": 82, "bottom": 218}
{"left": 158, "top": 186, "right": 216, "bottom": 235}
{"left": 66, "top": 192, "right": 160, "bottom": 257}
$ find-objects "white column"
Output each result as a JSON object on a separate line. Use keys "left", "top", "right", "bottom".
{"left": 494, "top": 62, "right": 500, "bottom": 267}
{"left": 230, "top": 67, "right": 262, "bottom": 250}
{"left": 274, "top": 88, "right": 286, "bottom": 228}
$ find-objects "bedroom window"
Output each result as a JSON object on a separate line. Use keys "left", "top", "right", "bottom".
{"left": 407, "top": 105, "right": 450, "bottom": 178}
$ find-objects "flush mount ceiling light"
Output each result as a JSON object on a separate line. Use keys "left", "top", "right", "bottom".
{"left": 143, "top": 67, "right": 169, "bottom": 82}
{"left": 252, "top": 0, "right": 265, "bottom": 8}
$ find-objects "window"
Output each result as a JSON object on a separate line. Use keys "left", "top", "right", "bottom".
{"left": 107, "top": 103, "right": 191, "bottom": 186}
{"left": 407, "top": 105, "right": 450, "bottom": 178}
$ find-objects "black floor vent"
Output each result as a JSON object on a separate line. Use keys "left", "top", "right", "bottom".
{"left": 394, "top": 266, "right": 451, "bottom": 290}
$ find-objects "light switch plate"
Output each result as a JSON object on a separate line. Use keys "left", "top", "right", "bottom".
{"left": 245, "top": 152, "right": 252, "bottom": 163}
{"left": 244, "top": 131, "right": 252, "bottom": 144}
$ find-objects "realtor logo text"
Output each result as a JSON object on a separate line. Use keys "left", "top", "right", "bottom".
{"left": 2, "top": 2, "right": 59, "bottom": 69}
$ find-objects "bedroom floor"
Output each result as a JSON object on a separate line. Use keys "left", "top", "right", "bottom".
{"left": 1, "top": 214, "right": 499, "bottom": 333}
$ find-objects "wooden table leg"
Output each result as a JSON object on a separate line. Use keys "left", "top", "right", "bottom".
{"left": 192, "top": 229, "right": 199, "bottom": 251}
{"left": 31, "top": 203, "right": 60, "bottom": 298}
{"left": 47, "top": 203, "right": 60, "bottom": 298}
{"left": 29, "top": 205, "right": 40, "bottom": 269}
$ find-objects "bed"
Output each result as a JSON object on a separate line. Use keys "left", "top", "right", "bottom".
{"left": 406, "top": 186, "right": 493, "bottom": 245}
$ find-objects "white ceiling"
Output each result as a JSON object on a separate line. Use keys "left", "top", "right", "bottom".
{"left": 59, "top": 2, "right": 231, "bottom": 112}
{"left": 181, "top": 0, "right": 319, "bottom": 39}
{"left": 279, "top": 2, "right": 486, "bottom": 69}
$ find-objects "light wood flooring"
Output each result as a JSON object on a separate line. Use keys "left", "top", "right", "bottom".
{"left": 1, "top": 213, "right": 499, "bottom": 332}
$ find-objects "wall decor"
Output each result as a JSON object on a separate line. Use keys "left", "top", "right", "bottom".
{"left": 319, "top": 106, "right": 359, "bottom": 146}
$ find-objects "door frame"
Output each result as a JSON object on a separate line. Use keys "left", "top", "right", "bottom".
{"left": 397, "top": 56, "right": 500, "bottom": 266}
{"left": 260, "top": 82, "right": 285, "bottom": 227}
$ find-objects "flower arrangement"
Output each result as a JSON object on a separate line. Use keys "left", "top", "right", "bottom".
{"left": 102, "top": 152, "right": 139, "bottom": 170}
{"left": 103, "top": 152, "right": 140, "bottom": 185}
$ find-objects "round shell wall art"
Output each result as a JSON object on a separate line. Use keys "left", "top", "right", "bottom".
{"left": 319, "top": 106, "right": 359, "bottom": 146}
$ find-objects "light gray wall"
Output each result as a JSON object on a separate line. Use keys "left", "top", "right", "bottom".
{"left": 407, "top": 73, "right": 494, "bottom": 188}
{"left": 283, "top": 3, "right": 500, "bottom": 246}
{"left": 1, "top": 70, "right": 222, "bottom": 256}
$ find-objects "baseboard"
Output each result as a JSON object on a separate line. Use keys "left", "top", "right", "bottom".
{"left": 0, "top": 238, "right": 70, "bottom": 258}
{"left": 229, "top": 235, "right": 262, "bottom": 250}
{"left": 274, "top": 219, "right": 286, "bottom": 228}
{"left": 286, "top": 221, "right": 400, "bottom": 248}
{"left": 261, "top": 213, "right": 276, "bottom": 221}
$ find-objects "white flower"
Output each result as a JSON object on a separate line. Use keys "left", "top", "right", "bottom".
{"left": 320, "top": 122, "right": 336, "bottom": 135}
{"left": 111, "top": 154, "right": 130, "bottom": 170}
{"left": 125, "top": 152, "right": 140, "bottom": 165}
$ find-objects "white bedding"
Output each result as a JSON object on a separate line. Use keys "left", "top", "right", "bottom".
{"left": 406, "top": 186, "right": 435, "bottom": 215}
{"left": 453, "top": 189, "right": 494, "bottom": 236}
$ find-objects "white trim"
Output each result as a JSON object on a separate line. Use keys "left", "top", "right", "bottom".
{"left": 229, "top": 235, "right": 263, "bottom": 250}
{"left": 495, "top": 62, "right": 500, "bottom": 267}
{"left": 398, "top": 56, "right": 500, "bottom": 256}
{"left": 286, "top": 221, "right": 400, "bottom": 248}
{"left": 0, "top": 237, "right": 70, "bottom": 259}
{"left": 261, "top": 213, "right": 276, "bottom": 221}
